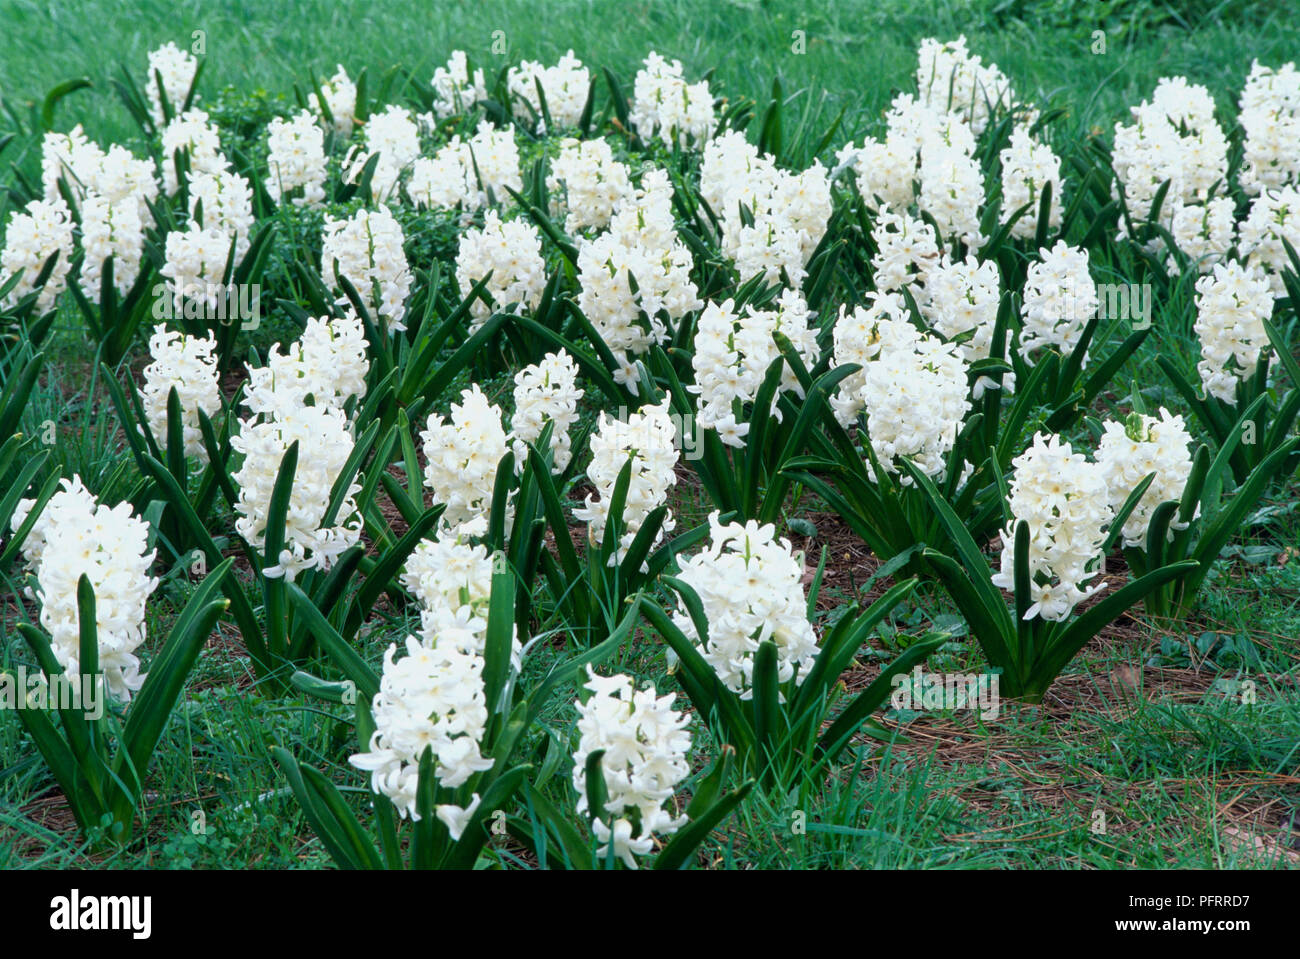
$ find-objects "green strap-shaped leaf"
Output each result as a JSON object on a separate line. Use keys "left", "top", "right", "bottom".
{"left": 271, "top": 748, "right": 369, "bottom": 869}
{"left": 654, "top": 780, "right": 754, "bottom": 871}
{"left": 285, "top": 581, "right": 380, "bottom": 701}
{"left": 299, "top": 764, "right": 383, "bottom": 869}
{"left": 901, "top": 460, "right": 1007, "bottom": 625}
{"left": 1037, "top": 560, "right": 1199, "bottom": 689}
{"left": 442, "top": 764, "right": 533, "bottom": 870}
{"left": 117, "top": 559, "right": 233, "bottom": 794}
{"left": 794, "top": 578, "right": 918, "bottom": 716}
{"left": 0, "top": 352, "right": 45, "bottom": 441}
{"left": 1101, "top": 473, "right": 1157, "bottom": 554}
{"left": 41, "top": 76, "right": 92, "bottom": 131}
{"left": 639, "top": 596, "right": 755, "bottom": 755}
{"left": 750, "top": 641, "right": 781, "bottom": 761}
{"left": 482, "top": 567, "right": 517, "bottom": 719}
{"left": 921, "top": 549, "right": 1017, "bottom": 676}
{"left": 519, "top": 782, "right": 590, "bottom": 870}
{"left": 816, "top": 631, "right": 947, "bottom": 763}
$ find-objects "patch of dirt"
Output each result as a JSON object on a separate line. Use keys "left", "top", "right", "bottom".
{"left": 795, "top": 509, "right": 895, "bottom": 610}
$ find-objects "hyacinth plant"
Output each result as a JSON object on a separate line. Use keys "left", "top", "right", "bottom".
{"left": 496, "top": 213, "right": 695, "bottom": 407}
{"left": 488, "top": 164, "right": 664, "bottom": 390}
{"left": 1099, "top": 406, "right": 1300, "bottom": 621}
{"left": 1159, "top": 314, "right": 1300, "bottom": 488}
{"left": 151, "top": 426, "right": 441, "bottom": 683}
{"left": 641, "top": 515, "right": 946, "bottom": 790}
{"left": 10, "top": 502, "right": 232, "bottom": 844}
{"left": 508, "top": 400, "right": 719, "bottom": 648}
{"left": 120, "top": 320, "right": 436, "bottom": 682}
{"left": 115, "top": 309, "right": 448, "bottom": 683}
{"left": 41, "top": 146, "right": 276, "bottom": 370}
{"left": 274, "top": 566, "right": 641, "bottom": 869}
{"left": 110, "top": 42, "right": 205, "bottom": 138}
{"left": 511, "top": 720, "right": 753, "bottom": 870}
{"left": 904, "top": 456, "right": 1195, "bottom": 703}
{"left": 100, "top": 358, "right": 236, "bottom": 565}
{"left": 143, "top": 182, "right": 277, "bottom": 373}
{"left": 645, "top": 285, "right": 859, "bottom": 523}
{"left": 523, "top": 442, "right": 714, "bottom": 647}
{"left": 783, "top": 280, "right": 1152, "bottom": 575}
{"left": 155, "top": 226, "right": 278, "bottom": 375}
{"left": 287, "top": 260, "right": 571, "bottom": 442}
{"left": 15, "top": 570, "right": 232, "bottom": 844}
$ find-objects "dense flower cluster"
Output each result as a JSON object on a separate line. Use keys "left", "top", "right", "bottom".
{"left": 12, "top": 477, "right": 159, "bottom": 702}
{"left": 242, "top": 312, "right": 369, "bottom": 418}
{"left": 869, "top": 203, "right": 942, "bottom": 307}
{"left": 141, "top": 324, "right": 222, "bottom": 461}
{"left": 576, "top": 168, "right": 702, "bottom": 386}
{"left": 1238, "top": 60, "right": 1300, "bottom": 196}
{"left": 690, "top": 290, "right": 819, "bottom": 446}
{"left": 510, "top": 349, "right": 584, "bottom": 471}
{"left": 838, "top": 80, "right": 996, "bottom": 251}
{"left": 830, "top": 293, "right": 906, "bottom": 424}
{"left": 79, "top": 192, "right": 146, "bottom": 298}
{"left": 507, "top": 51, "right": 590, "bottom": 132}
{"left": 916, "top": 120, "right": 985, "bottom": 248}
{"left": 831, "top": 299, "right": 970, "bottom": 480}
{"left": 346, "top": 104, "right": 421, "bottom": 201}
{"left": 160, "top": 223, "right": 233, "bottom": 313}
{"left": 999, "top": 125, "right": 1063, "bottom": 240}
{"left": 320, "top": 204, "right": 413, "bottom": 330}
{"left": 188, "top": 168, "right": 254, "bottom": 260}
{"left": 265, "top": 110, "right": 328, "bottom": 207}
{"left": 89, "top": 143, "right": 160, "bottom": 221}
{"left": 401, "top": 537, "right": 493, "bottom": 626}
{"left": 1, "top": 197, "right": 75, "bottom": 312}
{"left": 923, "top": 254, "right": 1010, "bottom": 396}
{"left": 160, "top": 109, "right": 228, "bottom": 195}
{"left": 546, "top": 136, "right": 633, "bottom": 233}
{"left": 915, "top": 35, "right": 1013, "bottom": 136}
{"left": 145, "top": 41, "right": 199, "bottom": 125}
{"left": 573, "top": 399, "right": 679, "bottom": 560}
{"left": 1237, "top": 185, "right": 1300, "bottom": 295}
{"left": 230, "top": 401, "right": 362, "bottom": 580}
{"left": 571, "top": 667, "right": 691, "bottom": 868}
{"left": 408, "top": 120, "right": 522, "bottom": 212}
{"left": 837, "top": 93, "right": 950, "bottom": 210}
{"left": 1111, "top": 77, "right": 1230, "bottom": 258}
{"left": 310, "top": 64, "right": 358, "bottom": 137}
{"left": 629, "top": 52, "right": 715, "bottom": 148}
{"left": 1018, "top": 241, "right": 1097, "bottom": 363}
{"left": 1095, "top": 409, "right": 1196, "bottom": 548}
{"left": 671, "top": 513, "right": 820, "bottom": 697}
{"left": 349, "top": 635, "right": 492, "bottom": 829}
{"left": 455, "top": 211, "right": 547, "bottom": 328}
{"left": 430, "top": 50, "right": 489, "bottom": 119}
{"left": 401, "top": 536, "right": 522, "bottom": 669}
{"left": 1168, "top": 196, "right": 1236, "bottom": 273}
{"left": 1193, "top": 259, "right": 1274, "bottom": 402}
{"left": 40, "top": 126, "right": 103, "bottom": 209}
{"left": 700, "top": 131, "right": 832, "bottom": 285}
{"left": 420, "top": 384, "right": 511, "bottom": 539}
{"left": 991, "top": 432, "right": 1112, "bottom": 621}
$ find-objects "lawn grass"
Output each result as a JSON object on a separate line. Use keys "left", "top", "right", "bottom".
{"left": 2, "top": 0, "right": 1299, "bottom": 154}
{"left": 0, "top": 0, "right": 1297, "bottom": 870}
